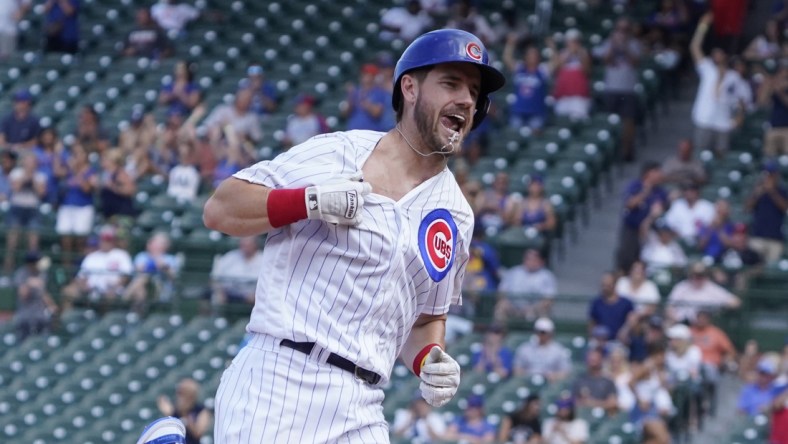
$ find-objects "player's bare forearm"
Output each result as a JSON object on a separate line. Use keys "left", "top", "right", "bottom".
{"left": 203, "top": 177, "right": 276, "bottom": 236}
{"left": 400, "top": 313, "right": 447, "bottom": 374}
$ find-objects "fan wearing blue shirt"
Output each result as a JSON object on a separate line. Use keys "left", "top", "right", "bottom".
{"left": 503, "top": 35, "right": 549, "bottom": 131}
{"left": 343, "top": 64, "right": 392, "bottom": 132}
{"left": 44, "top": 0, "right": 80, "bottom": 54}
{"left": 589, "top": 272, "right": 634, "bottom": 340}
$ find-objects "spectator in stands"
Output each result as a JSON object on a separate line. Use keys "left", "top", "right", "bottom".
{"left": 666, "top": 261, "right": 741, "bottom": 323}
{"left": 665, "top": 323, "right": 702, "bottom": 385}
{"left": 617, "top": 312, "right": 664, "bottom": 364}
{"left": 661, "top": 139, "right": 707, "bottom": 186}
{"left": 738, "top": 357, "right": 785, "bottom": 416}
{"left": 123, "top": 8, "right": 171, "bottom": 59}
{"left": 548, "top": 29, "right": 592, "bottom": 121}
{"left": 159, "top": 60, "right": 201, "bottom": 117}
{"left": 211, "top": 130, "right": 251, "bottom": 190}
{"left": 204, "top": 88, "right": 263, "bottom": 145}
{"left": 379, "top": 0, "right": 433, "bottom": 43}
{"left": 640, "top": 216, "right": 688, "bottom": 274}
{"left": 3, "top": 152, "right": 46, "bottom": 273}
{"left": 43, "top": 0, "right": 79, "bottom": 54}
{"left": 747, "top": 160, "right": 788, "bottom": 264}
{"left": 513, "top": 317, "right": 571, "bottom": 382}
{"left": 615, "top": 260, "right": 661, "bottom": 313}
{"left": 0, "top": 89, "right": 40, "bottom": 151}
{"left": 463, "top": 223, "right": 500, "bottom": 294}
{"left": 282, "top": 94, "right": 328, "bottom": 149}
{"left": 167, "top": 144, "right": 200, "bottom": 203}
{"left": 33, "top": 127, "right": 64, "bottom": 204}
{"left": 542, "top": 397, "right": 590, "bottom": 444}
{"left": 61, "top": 226, "right": 133, "bottom": 311}
{"left": 497, "top": 394, "right": 542, "bottom": 444}
{"left": 496, "top": 249, "right": 557, "bottom": 321}
{"left": 99, "top": 149, "right": 137, "bottom": 222}
{"left": 392, "top": 394, "right": 447, "bottom": 443}
{"left": 119, "top": 108, "right": 157, "bottom": 160}
{"left": 503, "top": 35, "right": 549, "bottom": 132}
{"left": 239, "top": 64, "right": 279, "bottom": 115}
{"left": 0, "top": 0, "right": 30, "bottom": 59}
{"left": 472, "top": 324, "right": 514, "bottom": 379}
{"left": 154, "top": 109, "right": 189, "bottom": 175}
{"left": 151, "top": 0, "right": 199, "bottom": 36}
{"left": 770, "top": 384, "right": 788, "bottom": 444}
{"left": 607, "top": 345, "right": 636, "bottom": 411}
{"left": 445, "top": 394, "right": 496, "bottom": 444}
{"left": 689, "top": 13, "right": 744, "bottom": 157}
{"left": 53, "top": 144, "right": 96, "bottom": 268}
{"left": 629, "top": 344, "right": 673, "bottom": 444}
{"left": 617, "top": 161, "right": 668, "bottom": 273}
{"left": 759, "top": 62, "right": 788, "bottom": 157}
{"left": 745, "top": 21, "right": 783, "bottom": 62}
{"left": 664, "top": 181, "right": 715, "bottom": 243}
{"left": 731, "top": 57, "right": 755, "bottom": 113}
{"left": 210, "top": 236, "right": 265, "bottom": 305}
{"left": 718, "top": 223, "right": 763, "bottom": 288}
{"left": 157, "top": 378, "right": 212, "bottom": 444}
{"left": 0, "top": 149, "right": 16, "bottom": 202}
{"left": 124, "top": 232, "right": 179, "bottom": 310}
{"left": 13, "top": 251, "right": 56, "bottom": 339}
{"left": 691, "top": 310, "right": 736, "bottom": 385}
{"left": 444, "top": 0, "right": 495, "bottom": 45}
{"left": 697, "top": 198, "right": 735, "bottom": 261}
{"left": 648, "top": 0, "right": 688, "bottom": 35}
{"left": 572, "top": 348, "right": 619, "bottom": 414}
{"left": 75, "top": 105, "right": 109, "bottom": 154}
{"left": 589, "top": 272, "right": 635, "bottom": 340}
{"left": 595, "top": 17, "right": 642, "bottom": 162}
{"left": 504, "top": 175, "right": 556, "bottom": 237}
{"left": 342, "top": 63, "right": 391, "bottom": 132}
{"left": 474, "top": 171, "right": 509, "bottom": 233}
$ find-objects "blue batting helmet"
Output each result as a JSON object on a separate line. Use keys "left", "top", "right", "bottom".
{"left": 392, "top": 29, "right": 506, "bottom": 129}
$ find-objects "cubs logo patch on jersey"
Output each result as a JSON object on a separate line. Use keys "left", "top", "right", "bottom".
{"left": 418, "top": 209, "right": 458, "bottom": 282}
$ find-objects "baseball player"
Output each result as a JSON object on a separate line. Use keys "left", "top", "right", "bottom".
{"left": 199, "top": 29, "right": 505, "bottom": 443}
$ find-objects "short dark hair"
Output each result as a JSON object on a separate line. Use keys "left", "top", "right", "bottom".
{"left": 640, "top": 161, "right": 660, "bottom": 177}
{"left": 394, "top": 67, "right": 432, "bottom": 123}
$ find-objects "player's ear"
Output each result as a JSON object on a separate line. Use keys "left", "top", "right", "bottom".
{"left": 401, "top": 73, "right": 419, "bottom": 106}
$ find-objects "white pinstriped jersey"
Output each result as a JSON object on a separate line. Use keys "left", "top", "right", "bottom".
{"left": 232, "top": 130, "right": 472, "bottom": 382}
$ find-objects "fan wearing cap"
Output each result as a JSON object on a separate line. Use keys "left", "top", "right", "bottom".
{"left": 513, "top": 317, "right": 572, "bottom": 382}
{"left": 666, "top": 261, "right": 741, "bottom": 323}
{"left": 341, "top": 63, "right": 392, "bottom": 132}
{"left": 282, "top": 94, "right": 328, "bottom": 148}
{"left": 738, "top": 356, "right": 787, "bottom": 416}
{"left": 239, "top": 64, "right": 279, "bottom": 115}
{"left": 746, "top": 160, "right": 788, "bottom": 264}
{"left": 0, "top": 90, "right": 41, "bottom": 151}
{"left": 202, "top": 29, "right": 505, "bottom": 442}
{"left": 445, "top": 394, "right": 496, "bottom": 444}
{"left": 665, "top": 324, "right": 702, "bottom": 384}
{"left": 639, "top": 213, "right": 688, "bottom": 275}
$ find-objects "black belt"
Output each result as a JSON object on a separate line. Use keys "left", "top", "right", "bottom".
{"left": 279, "top": 339, "right": 382, "bottom": 385}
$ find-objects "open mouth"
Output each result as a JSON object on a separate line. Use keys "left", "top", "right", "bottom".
{"left": 440, "top": 113, "right": 466, "bottom": 133}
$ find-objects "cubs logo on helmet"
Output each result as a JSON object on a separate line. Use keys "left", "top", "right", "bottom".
{"left": 465, "top": 42, "right": 482, "bottom": 61}
{"left": 418, "top": 209, "right": 458, "bottom": 282}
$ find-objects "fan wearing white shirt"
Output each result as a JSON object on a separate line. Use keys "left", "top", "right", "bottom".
{"left": 665, "top": 324, "right": 703, "bottom": 382}
{"left": 379, "top": 0, "right": 433, "bottom": 43}
{"left": 664, "top": 182, "right": 715, "bottom": 243}
{"left": 615, "top": 260, "right": 661, "bottom": 312}
{"left": 166, "top": 145, "right": 200, "bottom": 203}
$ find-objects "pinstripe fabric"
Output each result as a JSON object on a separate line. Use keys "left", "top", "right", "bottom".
{"left": 218, "top": 130, "right": 473, "bottom": 440}
{"left": 214, "top": 333, "right": 388, "bottom": 444}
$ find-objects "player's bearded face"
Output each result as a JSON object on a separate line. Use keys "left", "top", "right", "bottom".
{"left": 413, "top": 92, "right": 469, "bottom": 157}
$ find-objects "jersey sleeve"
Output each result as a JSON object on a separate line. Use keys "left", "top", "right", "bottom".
{"left": 231, "top": 132, "right": 359, "bottom": 189}
{"left": 419, "top": 211, "right": 472, "bottom": 315}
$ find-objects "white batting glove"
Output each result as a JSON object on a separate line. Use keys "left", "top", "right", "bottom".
{"left": 305, "top": 173, "right": 372, "bottom": 226}
{"left": 419, "top": 346, "right": 461, "bottom": 407}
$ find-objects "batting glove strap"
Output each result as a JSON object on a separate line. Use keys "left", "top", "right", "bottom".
{"left": 419, "top": 347, "right": 461, "bottom": 407}
{"left": 305, "top": 173, "right": 372, "bottom": 226}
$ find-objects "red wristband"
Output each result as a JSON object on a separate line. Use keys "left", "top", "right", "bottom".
{"left": 413, "top": 343, "right": 441, "bottom": 377}
{"left": 267, "top": 188, "right": 308, "bottom": 228}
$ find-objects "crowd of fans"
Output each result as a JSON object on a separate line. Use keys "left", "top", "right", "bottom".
{"left": 0, "top": 0, "right": 788, "bottom": 443}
